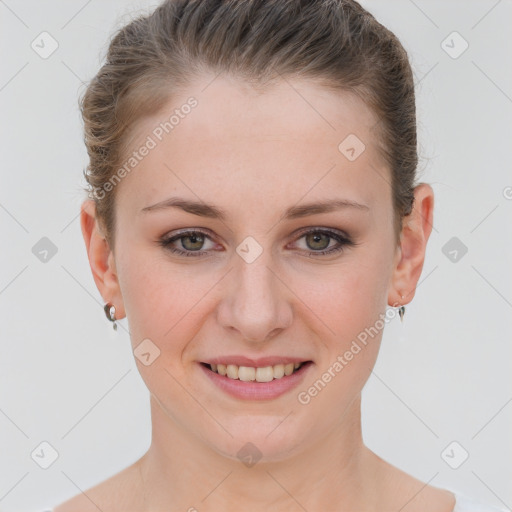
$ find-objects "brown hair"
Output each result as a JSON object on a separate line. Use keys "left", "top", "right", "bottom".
{"left": 80, "top": 0, "right": 417, "bottom": 249}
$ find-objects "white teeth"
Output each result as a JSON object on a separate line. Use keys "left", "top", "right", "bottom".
{"left": 284, "top": 363, "right": 294, "bottom": 376}
{"left": 226, "top": 364, "right": 238, "bottom": 379}
{"left": 255, "top": 366, "right": 274, "bottom": 382}
{"left": 238, "top": 366, "right": 256, "bottom": 381}
{"left": 273, "top": 363, "right": 285, "bottom": 379}
{"left": 208, "top": 362, "right": 306, "bottom": 381}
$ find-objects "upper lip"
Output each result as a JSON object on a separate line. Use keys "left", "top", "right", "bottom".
{"left": 201, "top": 356, "right": 312, "bottom": 367}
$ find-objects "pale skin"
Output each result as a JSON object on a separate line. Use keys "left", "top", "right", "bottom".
{"left": 55, "top": 74, "right": 455, "bottom": 511}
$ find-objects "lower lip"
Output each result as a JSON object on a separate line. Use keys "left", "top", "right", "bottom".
{"left": 199, "top": 362, "right": 313, "bottom": 401}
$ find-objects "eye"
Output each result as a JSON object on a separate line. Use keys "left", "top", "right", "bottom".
{"left": 159, "top": 230, "right": 217, "bottom": 257}
{"left": 291, "top": 228, "right": 354, "bottom": 257}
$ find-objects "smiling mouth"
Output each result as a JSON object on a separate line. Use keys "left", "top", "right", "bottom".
{"left": 200, "top": 361, "right": 313, "bottom": 382}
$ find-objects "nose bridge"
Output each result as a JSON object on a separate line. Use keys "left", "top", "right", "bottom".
{"left": 218, "top": 242, "right": 291, "bottom": 342}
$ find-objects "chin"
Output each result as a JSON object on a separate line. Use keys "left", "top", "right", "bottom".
{"left": 203, "top": 415, "right": 317, "bottom": 464}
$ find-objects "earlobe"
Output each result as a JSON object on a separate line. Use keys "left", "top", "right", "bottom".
{"left": 80, "top": 199, "right": 125, "bottom": 319}
{"left": 388, "top": 183, "right": 434, "bottom": 307}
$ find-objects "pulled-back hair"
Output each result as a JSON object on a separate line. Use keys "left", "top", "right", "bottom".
{"left": 80, "top": 0, "right": 418, "bottom": 248}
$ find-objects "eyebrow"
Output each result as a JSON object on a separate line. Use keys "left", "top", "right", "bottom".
{"left": 140, "top": 197, "right": 369, "bottom": 220}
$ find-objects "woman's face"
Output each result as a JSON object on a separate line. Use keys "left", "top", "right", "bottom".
{"left": 103, "top": 75, "right": 404, "bottom": 461}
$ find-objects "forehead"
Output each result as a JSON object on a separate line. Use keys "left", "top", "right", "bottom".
{"left": 136, "top": 74, "right": 379, "bottom": 146}
{"left": 117, "top": 74, "right": 388, "bottom": 213}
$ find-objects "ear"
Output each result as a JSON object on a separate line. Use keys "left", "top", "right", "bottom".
{"left": 80, "top": 199, "right": 125, "bottom": 319}
{"left": 388, "top": 183, "right": 434, "bottom": 306}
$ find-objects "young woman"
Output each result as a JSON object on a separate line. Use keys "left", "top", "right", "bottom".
{"left": 48, "top": 0, "right": 508, "bottom": 510}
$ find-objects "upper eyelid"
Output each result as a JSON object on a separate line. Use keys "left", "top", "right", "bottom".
{"left": 292, "top": 226, "right": 350, "bottom": 239}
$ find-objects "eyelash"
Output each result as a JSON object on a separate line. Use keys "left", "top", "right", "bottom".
{"left": 159, "top": 228, "right": 355, "bottom": 258}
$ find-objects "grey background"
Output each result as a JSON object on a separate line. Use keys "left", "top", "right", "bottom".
{"left": 1, "top": 0, "right": 511, "bottom": 510}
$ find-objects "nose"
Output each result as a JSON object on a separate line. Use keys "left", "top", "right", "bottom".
{"left": 216, "top": 250, "right": 293, "bottom": 343}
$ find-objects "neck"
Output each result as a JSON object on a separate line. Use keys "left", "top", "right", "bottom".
{"left": 137, "top": 394, "right": 383, "bottom": 511}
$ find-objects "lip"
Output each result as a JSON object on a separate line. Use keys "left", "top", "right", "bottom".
{"left": 203, "top": 356, "right": 310, "bottom": 367}
{"left": 198, "top": 360, "right": 314, "bottom": 401}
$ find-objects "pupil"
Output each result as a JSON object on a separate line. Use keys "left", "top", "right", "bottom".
{"left": 307, "top": 232, "right": 329, "bottom": 250}
{"left": 184, "top": 233, "right": 203, "bottom": 250}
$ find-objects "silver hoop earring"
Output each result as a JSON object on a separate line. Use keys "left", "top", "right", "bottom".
{"left": 104, "top": 302, "right": 117, "bottom": 331}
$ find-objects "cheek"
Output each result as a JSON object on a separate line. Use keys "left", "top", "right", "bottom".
{"left": 293, "top": 236, "right": 394, "bottom": 399}
{"left": 116, "top": 244, "right": 213, "bottom": 354}
{"left": 116, "top": 248, "right": 216, "bottom": 413}
{"left": 302, "top": 249, "right": 393, "bottom": 342}
{"left": 292, "top": 259, "right": 390, "bottom": 420}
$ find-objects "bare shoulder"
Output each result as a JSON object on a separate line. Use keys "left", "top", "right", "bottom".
{"left": 397, "top": 477, "right": 456, "bottom": 512}
{"left": 369, "top": 449, "right": 456, "bottom": 512}
{"left": 53, "top": 461, "right": 143, "bottom": 512}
